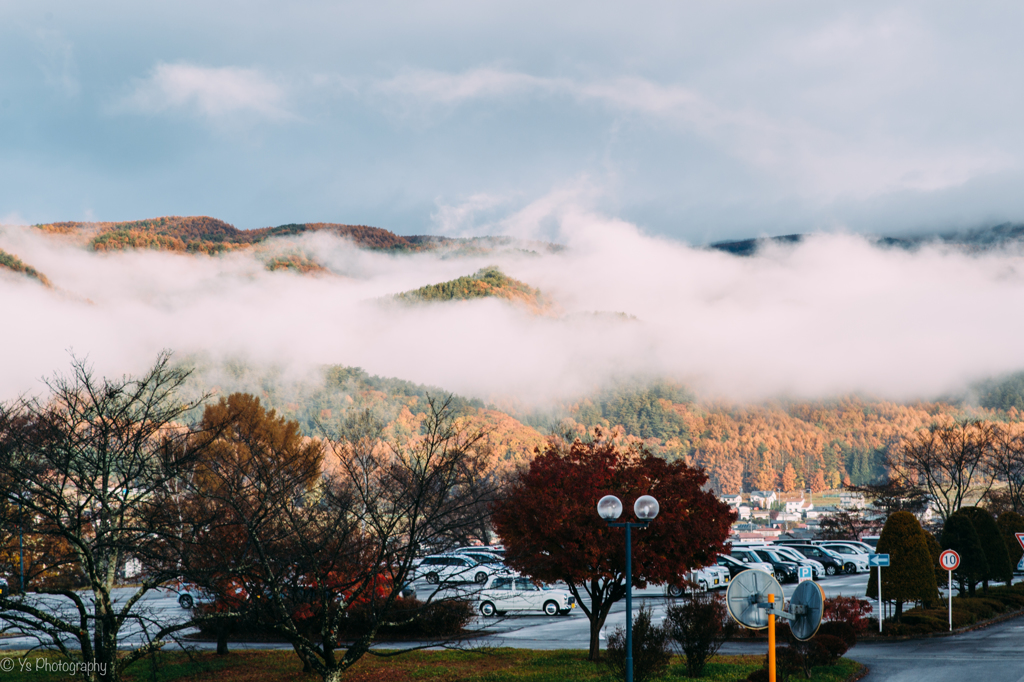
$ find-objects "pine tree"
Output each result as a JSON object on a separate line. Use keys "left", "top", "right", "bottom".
{"left": 941, "top": 512, "right": 988, "bottom": 597}
{"left": 781, "top": 463, "right": 797, "bottom": 492}
{"left": 959, "top": 507, "right": 1012, "bottom": 589}
{"left": 997, "top": 511, "right": 1024, "bottom": 576}
{"left": 866, "top": 511, "right": 938, "bottom": 621}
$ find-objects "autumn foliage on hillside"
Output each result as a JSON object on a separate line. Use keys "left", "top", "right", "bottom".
{"left": 264, "top": 254, "right": 330, "bottom": 275}
{"left": 181, "top": 362, "right": 1024, "bottom": 498}
{"left": 554, "top": 390, "right": 1019, "bottom": 495}
{"left": 32, "top": 216, "right": 423, "bottom": 256}
{"left": 0, "top": 249, "right": 50, "bottom": 286}
{"left": 391, "top": 266, "right": 559, "bottom": 315}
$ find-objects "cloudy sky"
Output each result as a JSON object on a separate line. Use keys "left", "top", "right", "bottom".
{"left": 4, "top": 1, "right": 1024, "bottom": 242}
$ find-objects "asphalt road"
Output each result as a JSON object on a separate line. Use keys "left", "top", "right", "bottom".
{"left": 842, "top": 617, "right": 1024, "bottom": 682}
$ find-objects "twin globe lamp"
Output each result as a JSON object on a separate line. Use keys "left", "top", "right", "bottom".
{"left": 597, "top": 494, "right": 660, "bottom": 522}
{"left": 596, "top": 493, "right": 659, "bottom": 682}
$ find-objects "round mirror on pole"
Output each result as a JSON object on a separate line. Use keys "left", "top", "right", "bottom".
{"left": 597, "top": 495, "right": 623, "bottom": 520}
{"left": 725, "top": 569, "right": 784, "bottom": 630}
{"left": 634, "top": 495, "right": 660, "bottom": 520}
{"left": 787, "top": 580, "right": 824, "bottom": 641}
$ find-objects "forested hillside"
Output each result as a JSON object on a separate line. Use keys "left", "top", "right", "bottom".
{"left": 179, "top": 359, "right": 1020, "bottom": 496}
{"left": 391, "top": 266, "right": 558, "bottom": 314}
{"left": 0, "top": 249, "right": 50, "bottom": 286}
{"left": 32, "top": 216, "right": 561, "bottom": 260}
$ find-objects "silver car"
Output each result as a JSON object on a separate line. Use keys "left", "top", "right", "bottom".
{"left": 415, "top": 553, "right": 506, "bottom": 585}
{"left": 476, "top": 576, "right": 576, "bottom": 617}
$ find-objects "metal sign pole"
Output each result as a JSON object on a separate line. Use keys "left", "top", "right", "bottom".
{"left": 768, "top": 593, "right": 776, "bottom": 682}
{"left": 948, "top": 568, "right": 952, "bottom": 632}
{"left": 877, "top": 565, "right": 882, "bottom": 634}
{"left": 939, "top": 549, "right": 960, "bottom": 633}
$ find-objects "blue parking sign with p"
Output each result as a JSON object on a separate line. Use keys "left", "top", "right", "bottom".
{"left": 798, "top": 566, "right": 812, "bottom": 582}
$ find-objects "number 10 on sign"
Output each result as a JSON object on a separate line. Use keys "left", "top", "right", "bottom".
{"left": 939, "top": 550, "right": 960, "bottom": 632}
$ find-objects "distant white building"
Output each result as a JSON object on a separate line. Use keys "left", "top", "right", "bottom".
{"left": 750, "top": 491, "right": 778, "bottom": 508}
{"left": 785, "top": 499, "right": 814, "bottom": 515}
{"left": 737, "top": 505, "right": 751, "bottom": 520}
{"left": 720, "top": 493, "right": 743, "bottom": 507}
{"left": 839, "top": 492, "right": 867, "bottom": 509}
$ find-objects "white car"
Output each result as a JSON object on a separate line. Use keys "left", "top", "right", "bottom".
{"left": 415, "top": 553, "right": 507, "bottom": 585}
{"left": 666, "top": 565, "right": 730, "bottom": 596}
{"left": 819, "top": 543, "right": 870, "bottom": 572}
{"left": 826, "top": 540, "right": 876, "bottom": 555}
{"left": 476, "top": 575, "right": 577, "bottom": 616}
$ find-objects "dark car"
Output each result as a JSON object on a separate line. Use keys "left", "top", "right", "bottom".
{"left": 716, "top": 554, "right": 744, "bottom": 578}
{"left": 784, "top": 544, "right": 849, "bottom": 576}
{"left": 717, "top": 554, "right": 758, "bottom": 578}
{"left": 731, "top": 548, "right": 798, "bottom": 583}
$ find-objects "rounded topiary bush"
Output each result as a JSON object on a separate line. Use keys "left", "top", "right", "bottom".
{"left": 815, "top": 621, "right": 856, "bottom": 647}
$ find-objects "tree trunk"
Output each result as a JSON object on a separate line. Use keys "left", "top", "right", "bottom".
{"left": 216, "top": 626, "right": 229, "bottom": 656}
{"left": 895, "top": 599, "right": 903, "bottom": 622}
{"left": 588, "top": 621, "right": 603, "bottom": 662}
{"left": 323, "top": 668, "right": 345, "bottom": 682}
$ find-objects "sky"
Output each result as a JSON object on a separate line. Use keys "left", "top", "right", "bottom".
{"left": 5, "top": 1, "right": 1024, "bottom": 243}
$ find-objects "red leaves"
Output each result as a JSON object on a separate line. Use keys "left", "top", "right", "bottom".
{"left": 493, "top": 440, "right": 736, "bottom": 587}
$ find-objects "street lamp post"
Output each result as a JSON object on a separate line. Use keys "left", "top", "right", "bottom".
{"left": 598, "top": 494, "right": 660, "bottom": 682}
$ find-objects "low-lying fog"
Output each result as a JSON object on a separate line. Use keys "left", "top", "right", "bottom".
{"left": 3, "top": 209, "right": 1024, "bottom": 407}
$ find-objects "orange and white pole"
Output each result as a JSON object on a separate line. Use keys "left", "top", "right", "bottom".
{"left": 768, "top": 593, "right": 776, "bottom": 682}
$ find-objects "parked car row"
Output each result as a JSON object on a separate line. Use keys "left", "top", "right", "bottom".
{"left": 726, "top": 539, "right": 876, "bottom": 583}
{"left": 412, "top": 546, "right": 579, "bottom": 618}
{"left": 412, "top": 545, "right": 510, "bottom": 585}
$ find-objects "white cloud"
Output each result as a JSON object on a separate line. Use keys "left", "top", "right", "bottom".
{"left": 4, "top": 210, "right": 1024, "bottom": 407}
{"left": 120, "top": 62, "right": 291, "bottom": 121}
{"left": 370, "top": 66, "right": 1014, "bottom": 201}
{"left": 374, "top": 67, "right": 552, "bottom": 105}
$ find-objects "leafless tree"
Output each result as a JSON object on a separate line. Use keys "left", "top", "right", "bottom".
{"left": 987, "top": 424, "right": 1024, "bottom": 514}
{"left": 180, "top": 393, "right": 499, "bottom": 682}
{"left": 889, "top": 419, "right": 996, "bottom": 522}
{"left": 0, "top": 352, "right": 210, "bottom": 682}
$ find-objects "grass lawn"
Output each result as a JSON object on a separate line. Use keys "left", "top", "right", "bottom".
{"left": 0, "top": 649, "right": 860, "bottom": 681}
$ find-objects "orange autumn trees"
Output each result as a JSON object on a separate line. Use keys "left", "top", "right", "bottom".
{"left": 176, "top": 393, "right": 498, "bottom": 682}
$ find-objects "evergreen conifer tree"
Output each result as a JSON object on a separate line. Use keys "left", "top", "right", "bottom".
{"left": 997, "top": 511, "right": 1024, "bottom": 576}
{"left": 959, "top": 507, "right": 1012, "bottom": 589}
{"left": 866, "top": 511, "right": 938, "bottom": 621}
{"left": 941, "top": 512, "right": 989, "bottom": 596}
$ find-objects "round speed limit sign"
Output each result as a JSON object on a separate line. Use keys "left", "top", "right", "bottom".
{"left": 940, "top": 549, "right": 960, "bottom": 571}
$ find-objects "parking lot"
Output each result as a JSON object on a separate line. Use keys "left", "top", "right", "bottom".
{"left": 402, "top": 568, "right": 874, "bottom": 650}
{"left": 0, "top": 569, "right": 873, "bottom": 653}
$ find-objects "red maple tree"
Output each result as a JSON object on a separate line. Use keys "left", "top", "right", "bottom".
{"left": 492, "top": 437, "right": 735, "bottom": 660}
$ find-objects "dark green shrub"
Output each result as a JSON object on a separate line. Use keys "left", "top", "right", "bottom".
{"left": 815, "top": 621, "right": 856, "bottom": 647}
{"left": 605, "top": 604, "right": 673, "bottom": 682}
{"left": 900, "top": 613, "right": 945, "bottom": 629}
{"left": 952, "top": 597, "right": 998, "bottom": 619}
{"left": 743, "top": 669, "right": 770, "bottom": 682}
{"left": 345, "top": 598, "right": 473, "bottom": 638}
{"left": 809, "top": 634, "right": 849, "bottom": 666}
{"left": 773, "top": 646, "right": 803, "bottom": 682}
{"left": 990, "top": 591, "right": 1024, "bottom": 608}
{"left": 665, "top": 591, "right": 737, "bottom": 678}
